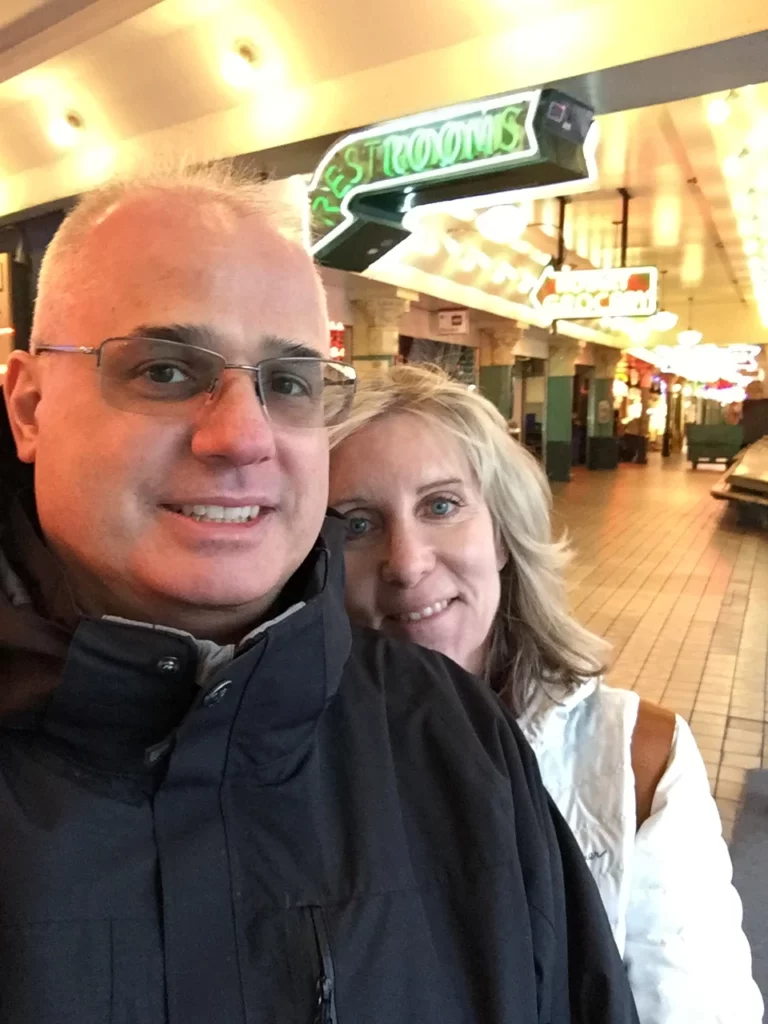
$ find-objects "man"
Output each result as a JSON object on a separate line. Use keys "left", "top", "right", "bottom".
{"left": 0, "top": 166, "right": 637, "bottom": 1024}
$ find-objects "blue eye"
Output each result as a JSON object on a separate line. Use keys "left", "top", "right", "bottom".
{"left": 429, "top": 498, "right": 456, "bottom": 516}
{"left": 345, "top": 516, "right": 372, "bottom": 539}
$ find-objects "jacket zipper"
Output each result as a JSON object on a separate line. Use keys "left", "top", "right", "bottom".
{"left": 310, "top": 907, "right": 338, "bottom": 1024}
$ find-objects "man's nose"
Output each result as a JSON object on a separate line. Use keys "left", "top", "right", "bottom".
{"left": 380, "top": 521, "right": 436, "bottom": 588}
{"left": 190, "top": 371, "right": 276, "bottom": 465}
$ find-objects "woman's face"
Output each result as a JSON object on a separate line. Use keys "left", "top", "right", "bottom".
{"left": 330, "top": 412, "right": 505, "bottom": 675}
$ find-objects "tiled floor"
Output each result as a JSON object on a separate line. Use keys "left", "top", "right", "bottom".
{"left": 552, "top": 453, "right": 768, "bottom": 842}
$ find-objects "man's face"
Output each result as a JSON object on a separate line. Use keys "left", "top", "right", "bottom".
{"left": 7, "top": 194, "right": 331, "bottom": 637}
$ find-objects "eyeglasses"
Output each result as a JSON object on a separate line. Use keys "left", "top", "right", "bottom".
{"left": 35, "top": 337, "right": 357, "bottom": 428}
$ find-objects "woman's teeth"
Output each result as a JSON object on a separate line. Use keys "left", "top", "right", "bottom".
{"left": 398, "top": 599, "right": 452, "bottom": 623}
{"left": 172, "top": 504, "right": 261, "bottom": 524}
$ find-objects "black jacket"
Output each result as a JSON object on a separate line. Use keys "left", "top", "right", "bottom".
{"left": 0, "top": 400, "right": 637, "bottom": 1024}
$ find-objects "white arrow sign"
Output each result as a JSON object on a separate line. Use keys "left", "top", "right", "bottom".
{"left": 531, "top": 266, "right": 659, "bottom": 320}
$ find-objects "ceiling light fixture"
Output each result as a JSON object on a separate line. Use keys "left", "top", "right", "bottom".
{"left": 48, "top": 111, "right": 84, "bottom": 148}
{"left": 652, "top": 309, "right": 679, "bottom": 332}
{"left": 443, "top": 234, "right": 462, "bottom": 257}
{"left": 475, "top": 204, "right": 528, "bottom": 244}
{"left": 707, "top": 90, "right": 736, "bottom": 126}
{"left": 491, "top": 263, "right": 509, "bottom": 286}
{"left": 411, "top": 233, "right": 441, "bottom": 258}
{"left": 748, "top": 116, "right": 768, "bottom": 153}
{"left": 723, "top": 149, "right": 750, "bottom": 179}
{"left": 677, "top": 296, "right": 702, "bottom": 348}
{"left": 221, "top": 39, "right": 261, "bottom": 89}
{"left": 733, "top": 192, "right": 754, "bottom": 215}
{"left": 650, "top": 269, "right": 678, "bottom": 332}
{"left": 459, "top": 250, "right": 477, "bottom": 273}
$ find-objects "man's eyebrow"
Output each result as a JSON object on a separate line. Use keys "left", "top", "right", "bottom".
{"left": 261, "top": 335, "right": 325, "bottom": 360}
{"left": 128, "top": 324, "right": 216, "bottom": 348}
{"left": 127, "top": 326, "right": 324, "bottom": 361}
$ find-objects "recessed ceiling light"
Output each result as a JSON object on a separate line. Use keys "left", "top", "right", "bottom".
{"left": 221, "top": 39, "right": 261, "bottom": 89}
{"left": 48, "top": 111, "right": 84, "bottom": 148}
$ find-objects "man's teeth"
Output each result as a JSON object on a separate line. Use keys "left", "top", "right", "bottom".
{"left": 175, "top": 504, "right": 261, "bottom": 523}
{"left": 399, "top": 599, "right": 451, "bottom": 623}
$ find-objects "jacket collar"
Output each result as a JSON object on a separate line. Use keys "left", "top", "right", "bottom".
{"left": 517, "top": 676, "right": 599, "bottom": 742}
{"left": 36, "top": 519, "right": 351, "bottom": 778}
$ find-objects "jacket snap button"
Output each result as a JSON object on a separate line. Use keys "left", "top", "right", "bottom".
{"left": 203, "top": 680, "right": 232, "bottom": 707}
{"left": 156, "top": 656, "right": 181, "bottom": 674}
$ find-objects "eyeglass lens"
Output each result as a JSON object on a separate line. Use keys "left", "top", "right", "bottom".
{"left": 96, "top": 338, "right": 355, "bottom": 427}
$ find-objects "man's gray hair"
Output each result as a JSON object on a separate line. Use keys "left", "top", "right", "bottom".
{"left": 330, "top": 364, "right": 609, "bottom": 715}
{"left": 32, "top": 161, "right": 311, "bottom": 347}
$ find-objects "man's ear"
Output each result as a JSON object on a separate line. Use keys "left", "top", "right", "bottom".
{"left": 4, "top": 351, "right": 43, "bottom": 464}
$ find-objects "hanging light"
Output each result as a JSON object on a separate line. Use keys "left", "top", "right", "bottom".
{"left": 707, "top": 91, "right": 736, "bottom": 126}
{"left": 652, "top": 309, "right": 679, "bottom": 332}
{"left": 748, "top": 116, "right": 768, "bottom": 153}
{"left": 677, "top": 296, "right": 702, "bottom": 347}
{"left": 410, "top": 232, "right": 441, "bottom": 258}
{"left": 650, "top": 270, "right": 678, "bottom": 332}
{"left": 475, "top": 205, "right": 528, "bottom": 244}
{"left": 723, "top": 149, "right": 750, "bottom": 179}
{"left": 459, "top": 250, "right": 477, "bottom": 273}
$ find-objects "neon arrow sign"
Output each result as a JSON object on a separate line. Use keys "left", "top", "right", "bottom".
{"left": 309, "top": 89, "right": 595, "bottom": 271}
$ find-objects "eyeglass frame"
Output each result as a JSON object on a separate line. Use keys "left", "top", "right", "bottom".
{"left": 33, "top": 337, "right": 358, "bottom": 427}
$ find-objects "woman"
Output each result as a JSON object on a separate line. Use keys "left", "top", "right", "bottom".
{"left": 329, "top": 364, "right": 762, "bottom": 1024}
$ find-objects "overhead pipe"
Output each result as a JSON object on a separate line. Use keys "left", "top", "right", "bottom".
{"left": 617, "top": 188, "right": 631, "bottom": 268}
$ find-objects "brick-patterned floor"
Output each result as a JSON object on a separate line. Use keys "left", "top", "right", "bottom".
{"left": 552, "top": 454, "right": 768, "bottom": 842}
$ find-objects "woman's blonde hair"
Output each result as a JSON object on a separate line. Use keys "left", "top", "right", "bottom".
{"left": 330, "top": 363, "right": 609, "bottom": 715}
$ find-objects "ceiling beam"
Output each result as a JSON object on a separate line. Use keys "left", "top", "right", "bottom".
{"left": 0, "top": 0, "right": 161, "bottom": 84}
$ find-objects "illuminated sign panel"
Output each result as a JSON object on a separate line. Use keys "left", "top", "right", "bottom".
{"left": 309, "top": 89, "right": 595, "bottom": 271}
{"left": 531, "top": 266, "right": 659, "bottom": 320}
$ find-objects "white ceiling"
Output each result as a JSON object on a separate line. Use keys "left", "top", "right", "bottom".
{"left": 2, "top": 0, "right": 768, "bottom": 216}
{"left": 1, "top": 0, "right": 768, "bottom": 353}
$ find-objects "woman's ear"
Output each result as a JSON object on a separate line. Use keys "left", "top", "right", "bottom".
{"left": 495, "top": 532, "right": 509, "bottom": 573}
{"left": 4, "top": 351, "right": 43, "bottom": 464}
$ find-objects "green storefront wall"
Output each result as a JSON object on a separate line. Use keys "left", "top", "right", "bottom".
{"left": 546, "top": 375, "right": 573, "bottom": 483}
{"left": 479, "top": 364, "right": 513, "bottom": 420}
{"left": 586, "top": 376, "right": 619, "bottom": 469}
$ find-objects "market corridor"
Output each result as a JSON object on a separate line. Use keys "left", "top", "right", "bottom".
{"left": 553, "top": 457, "right": 768, "bottom": 841}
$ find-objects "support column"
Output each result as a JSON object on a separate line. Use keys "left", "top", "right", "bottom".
{"left": 546, "top": 340, "right": 582, "bottom": 483}
{"left": 478, "top": 322, "right": 524, "bottom": 420}
{"left": 351, "top": 294, "right": 412, "bottom": 382}
{"left": 637, "top": 367, "right": 654, "bottom": 464}
{"left": 660, "top": 373, "right": 677, "bottom": 458}
{"left": 587, "top": 347, "right": 621, "bottom": 470}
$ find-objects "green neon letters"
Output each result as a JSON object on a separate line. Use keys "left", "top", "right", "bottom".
{"left": 309, "top": 93, "right": 537, "bottom": 254}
